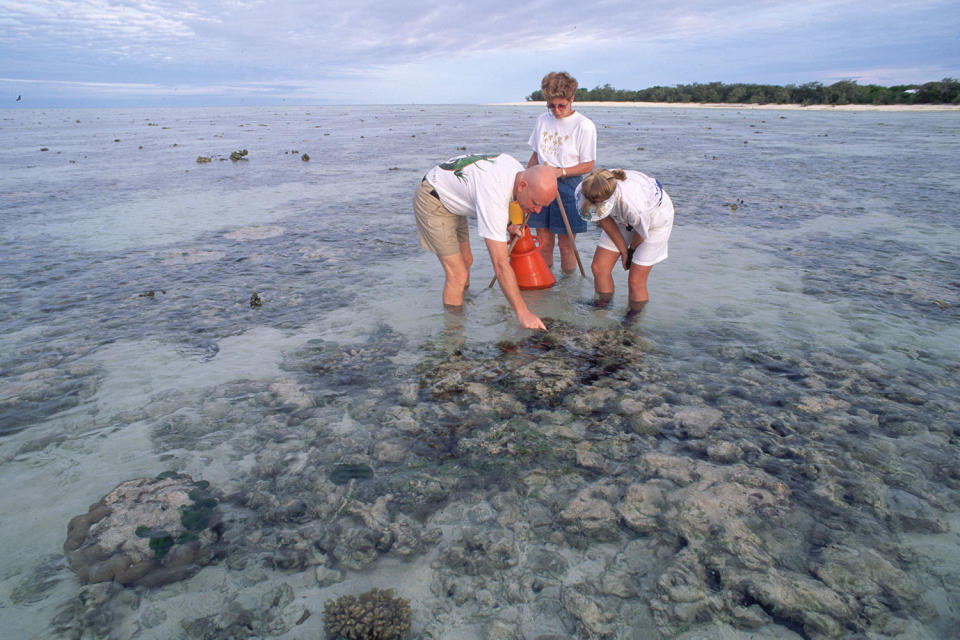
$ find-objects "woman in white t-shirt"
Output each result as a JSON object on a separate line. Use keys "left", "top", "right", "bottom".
{"left": 526, "top": 72, "right": 597, "bottom": 273}
{"left": 576, "top": 168, "right": 675, "bottom": 310}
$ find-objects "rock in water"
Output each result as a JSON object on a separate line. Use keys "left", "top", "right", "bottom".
{"left": 63, "top": 473, "right": 223, "bottom": 587}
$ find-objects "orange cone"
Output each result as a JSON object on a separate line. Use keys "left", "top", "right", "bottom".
{"left": 510, "top": 227, "right": 556, "bottom": 290}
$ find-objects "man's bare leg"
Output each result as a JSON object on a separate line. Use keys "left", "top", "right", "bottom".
{"left": 440, "top": 253, "right": 470, "bottom": 308}
{"left": 459, "top": 240, "right": 473, "bottom": 290}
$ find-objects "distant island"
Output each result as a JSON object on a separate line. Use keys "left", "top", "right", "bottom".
{"left": 526, "top": 79, "right": 960, "bottom": 106}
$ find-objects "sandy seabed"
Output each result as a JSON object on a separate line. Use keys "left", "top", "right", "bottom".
{"left": 501, "top": 101, "right": 960, "bottom": 112}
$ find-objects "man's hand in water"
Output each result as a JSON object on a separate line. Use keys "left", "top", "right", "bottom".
{"left": 518, "top": 309, "right": 547, "bottom": 330}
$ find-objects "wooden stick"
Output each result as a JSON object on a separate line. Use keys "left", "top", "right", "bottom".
{"left": 554, "top": 194, "right": 586, "bottom": 277}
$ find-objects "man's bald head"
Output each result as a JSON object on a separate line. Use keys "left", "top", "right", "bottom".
{"left": 514, "top": 165, "right": 558, "bottom": 214}
{"left": 524, "top": 165, "right": 558, "bottom": 199}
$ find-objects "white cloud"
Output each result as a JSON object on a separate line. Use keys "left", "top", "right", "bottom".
{"left": 1, "top": 0, "right": 957, "bottom": 105}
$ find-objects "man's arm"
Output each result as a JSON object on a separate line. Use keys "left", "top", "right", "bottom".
{"left": 485, "top": 238, "right": 546, "bottom": 330}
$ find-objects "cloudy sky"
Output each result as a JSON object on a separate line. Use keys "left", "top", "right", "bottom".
{"left": 2, "top": 0, "right": 958, "bottom": 107}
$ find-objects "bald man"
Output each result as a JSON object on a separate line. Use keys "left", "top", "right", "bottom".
{"left": 415, "top": 154, "right": 557, "bottom": 330}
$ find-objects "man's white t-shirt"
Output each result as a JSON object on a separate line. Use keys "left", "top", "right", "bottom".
{"left": 528, "top": 111, "right": 597, "bottom": 169}
{"left": 425, "top": 153, "right": 522, "bottom": 243}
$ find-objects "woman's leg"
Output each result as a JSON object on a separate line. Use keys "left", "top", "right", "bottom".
{"left": 536, "top": 229, "right": 556, "bottom": 267}
{"left": 558, "top": 233, "right": 579, "bottom": 274}
{"left": 627, "top": 263, "right": 654, "bottom": 306}
{"left": 591, "top": 246, "right": 619, "bottom": 304}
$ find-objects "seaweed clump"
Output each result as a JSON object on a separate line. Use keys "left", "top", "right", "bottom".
{"left": 329, "top": 463, "right": 374, "bottom": 486}
{"left": 323, "top": 588, "right": 411, "bottom": 640}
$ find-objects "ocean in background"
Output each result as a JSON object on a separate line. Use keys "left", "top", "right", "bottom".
{"left": 1, "top": 105, "right": 958, "bottom": 639}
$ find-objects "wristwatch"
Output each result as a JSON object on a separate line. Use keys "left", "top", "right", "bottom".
{"left": 561, "top": 167, "right": 567, "bottom": 178}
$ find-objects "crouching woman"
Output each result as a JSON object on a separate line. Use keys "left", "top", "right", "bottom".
{"left": 575, "top": 169, "right": 675, "bottom": 310}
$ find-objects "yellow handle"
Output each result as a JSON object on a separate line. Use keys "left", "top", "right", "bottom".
{"left": 508, "top": 201, "right": 523, "bottom": 225}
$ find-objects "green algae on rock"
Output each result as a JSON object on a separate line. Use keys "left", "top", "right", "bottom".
{"left": 63, "top": 474, "right": 224, "bottom": 586}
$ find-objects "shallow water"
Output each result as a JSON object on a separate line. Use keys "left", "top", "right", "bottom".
{"left": 1, "top": 105, "right": 958, "bottom": 639}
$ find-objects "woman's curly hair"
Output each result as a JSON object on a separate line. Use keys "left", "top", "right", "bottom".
{"left": 541, "top": 72, "right": 579, "bottom": 101}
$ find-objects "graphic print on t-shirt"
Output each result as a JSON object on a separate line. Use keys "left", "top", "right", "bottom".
{"left": 538, "top": 130, "right": 570, "bottom": 162}
{"left": 439, "top": 154, "right": 498, "bottom": 182}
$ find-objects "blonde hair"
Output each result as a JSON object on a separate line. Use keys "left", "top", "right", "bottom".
{"left": 541, "top": 72, "right": 578, "bottom": 101}
{"left": 580, "top": 169, "right": 627, "bottom": 202}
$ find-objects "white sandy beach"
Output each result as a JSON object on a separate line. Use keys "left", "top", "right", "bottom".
{"left": 502, "top": 100, "right": 960, "bottom": 111}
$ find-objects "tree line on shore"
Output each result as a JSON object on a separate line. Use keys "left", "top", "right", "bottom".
{"left": 526, "top": 79, "right": 960, "bottom": 105}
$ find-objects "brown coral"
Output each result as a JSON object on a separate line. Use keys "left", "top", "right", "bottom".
{"left": 323, "top": 588, "right": 411, "bottom": 640}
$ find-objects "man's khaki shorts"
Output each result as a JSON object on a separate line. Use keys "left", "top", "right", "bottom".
{"left": 414, "top": 179, "right": 469, "bottom": 257}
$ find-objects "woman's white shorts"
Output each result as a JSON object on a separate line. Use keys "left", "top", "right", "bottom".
{"left": 596, "top": 192, "right": 674, "bottom": 266}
